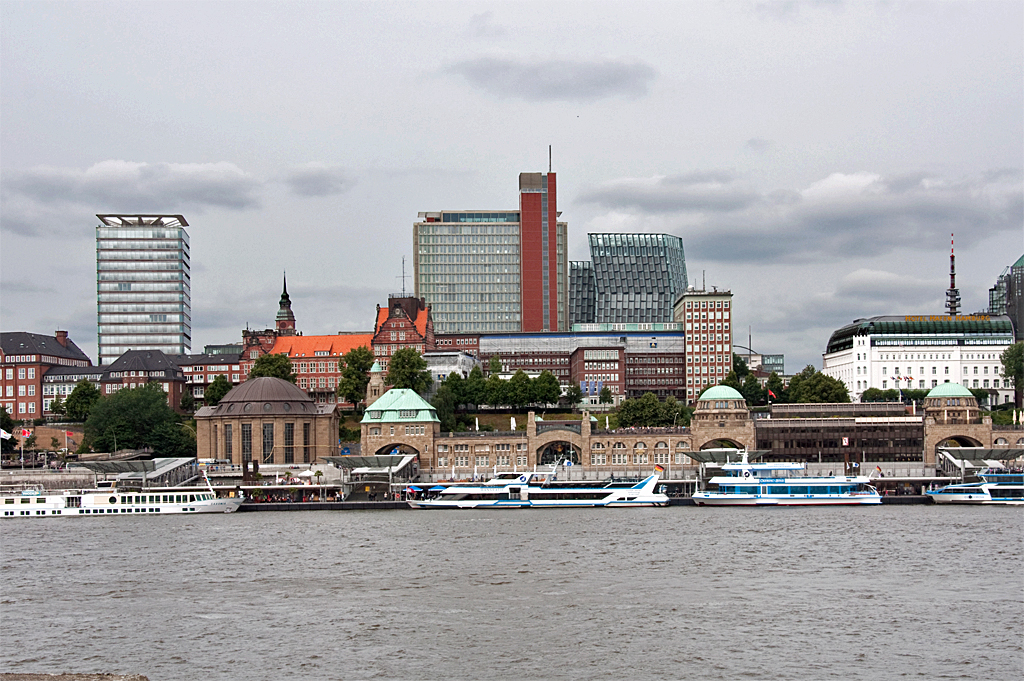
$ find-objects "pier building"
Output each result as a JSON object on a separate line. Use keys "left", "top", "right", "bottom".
{"left": 355, "top": 384, "right": 1014, "bottom": 482}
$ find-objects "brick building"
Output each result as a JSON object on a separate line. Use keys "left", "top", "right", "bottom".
{"left": 1, "top": 331, "right": 92, "bottom": 419}
{"left": 99, "top": 350, "right": 187, "bottom": 411}
{"left": 371, "top": 295, "right": 435, "bottom": 371}
{"left": 674, "top": 286, "right": 734, "bottom": 403}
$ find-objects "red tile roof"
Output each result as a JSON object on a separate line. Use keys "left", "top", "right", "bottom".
{"left": 270, "top": 334, "right": 373, "bottom": 358}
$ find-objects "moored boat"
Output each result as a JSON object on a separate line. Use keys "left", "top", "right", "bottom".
{"left": 2, "top": 479, "right": 242, "bottom": 518}
{"left": 407, "top": 470, "right": 669, "bottom": 509}
{"left": 926, "top": 467, "right": 1024, "bottom": 505}
{"left": 692, "top": 451, "right": 881, "bottom": 506}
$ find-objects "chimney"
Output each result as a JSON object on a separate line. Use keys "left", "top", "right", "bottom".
{"left": 55, "top": 330, "right": 68, "bottom": 347}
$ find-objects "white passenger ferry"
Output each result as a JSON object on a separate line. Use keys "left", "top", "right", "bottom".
{"left": 407, "top": 470, "right": 669, "bottom": 509}
{"left": 926, "top": 467, "right": 1024, "bottom": 505}
{"left": 692, "top": 451, "right": 882, "bottom": 506}
{"left": 2, "top": 481, "right": 242, "bottom": 518}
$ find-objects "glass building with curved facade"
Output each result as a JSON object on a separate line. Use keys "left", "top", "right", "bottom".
{"left": 96, "top": 214, "right": 191, "bottom": 364}
{"left": 570, "top": 233, "right": 688, "bottom": 325}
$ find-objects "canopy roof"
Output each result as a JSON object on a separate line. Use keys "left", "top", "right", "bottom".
{"left": 938, "top": 447, "right": 1024, "bottom": 463}
{"left": 322, "top": 455, "right": 415, "bottom": 472}
{"left": 71, "top": 457, "right": 194, "bottom": 480}
{"left": 686, "top": 449, "right": 772, "bottom": 464}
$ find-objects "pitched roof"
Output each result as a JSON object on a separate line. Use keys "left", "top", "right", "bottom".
{"left": 374, "top": 300, "right": 431, "bottom": 338}
{"left": 360, "top": 388, "right": 439, "bottom": 423}
{"left": 269, "top": 333, "right": 373, "bottom": 359}
{"left": 1, "top": 332, "right": 91, "bottom": 363}
{"left": 104, "top": 350, "right": 183, "bottom": 375}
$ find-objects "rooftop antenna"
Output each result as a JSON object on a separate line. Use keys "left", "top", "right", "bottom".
{"left": 702, "top": 270, "right": 706, "bottom": 291}
{"left": 549, "top": 145, "right": 552, "bottom": 173}
{"left": 396, "top": 256, "right": 410, "bottom": 297}
{"left": 945, "top": 233, "right": 960, "bottom": 316}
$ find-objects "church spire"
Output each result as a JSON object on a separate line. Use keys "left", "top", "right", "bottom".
{"left": 276, "top": 272, "right": 297, "bottom": 334}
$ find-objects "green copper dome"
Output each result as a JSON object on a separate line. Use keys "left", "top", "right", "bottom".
{"left": 699, "top": 385, "right": 744, "bottom": 401}
{"left": 926, "top": 382, "right": 974, "bottom": 398}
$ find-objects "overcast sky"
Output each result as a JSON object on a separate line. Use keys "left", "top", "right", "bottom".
{"left": 2, "top": 0, "right": 1021, "bottom": 372}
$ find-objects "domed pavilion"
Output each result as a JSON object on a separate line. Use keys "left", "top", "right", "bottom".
{"left": 195, "top": 376, "right": 340, "bottom": 464}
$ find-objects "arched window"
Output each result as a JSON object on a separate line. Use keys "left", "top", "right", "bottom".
{"left": 655, "top": 441, "right": 668, "bottom": 449}
{"left": 612, "top": 442, "right": 626, "bottom": 449}
{"left": 591, "top": 442, "right": 605, "bottom": 449}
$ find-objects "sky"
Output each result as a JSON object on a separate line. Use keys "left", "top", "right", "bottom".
{"left": 1, "top": 0, "right": 1022, "bottom": 373}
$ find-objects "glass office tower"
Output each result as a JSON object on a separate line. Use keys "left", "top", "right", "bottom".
{"left": 96, "top": 214, "right": 191, "bottom": 364}
{"left": 413, "top": 172, "right": 568, "bottom": 335}
{"left": 571, "top": 233, "right": 689, "bottom": 325}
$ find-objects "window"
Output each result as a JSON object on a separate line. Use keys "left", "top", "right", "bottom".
{"left": 241, "top": 424, "right": 252, "bottom": 462}
{"left": 27, "top": 368, "right": 34, "bottom": 379}
{"left": 224, "top": 424, "right": 233, "bottom": 457}
{"left": 18, "top": 368, "right": 26, "bottom": 379}
{"left": 303, "top": 423, "right": 310, "bottom": 463}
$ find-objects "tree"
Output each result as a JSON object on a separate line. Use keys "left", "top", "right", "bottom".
{"left": 733, "top": 354, "right": 750, "bottom": 380}
{"left": 85, "top": 382, "right": 194, "bottom": 456}
{"left": 861, "top": 387, "right": 899, "bottom": 402}
{"left": 1001, "top": 341, "right": 1023, "bottom": 408}
{"left": 179, "top": 391, "right": 195, "bottom": 413}
{"left": 485, "top": 372, "right": 508, "bottom": 407}
{"left": 786, "top": 365, "right": 850, "bottom": 403}
{"left": 721, "top": 370, "right": 743, "bottom": 392}
{"left": 741, "top": 373, "right": 765, "bottom": 406}
{"left": 532, "top": 371, "right": 562, "bottom": 406}
{"left": 598, "top": 386, "right": 613, "bottom": 405}
{"left": 508, "top": 370, "right": 532, "bottom": 409}
{"left": 563, "top": 384, "right": 584, "bottom": 412}
{"left": 336, "top": 346, "right": 375, "bottom": 406}
{"left": 65, "top": 380, "right": 101, "bottom": 421}
{"left": 443, "top": 371, "right": 467, "bottom": 408}
{"left": 617, "top": 392, "right": 672, "bottom": 427}
{"left": 385, "top": 347, "right": 432, "bottom": 394}
{"left": 248, "top": 353, "right": 296, "bottom": 383}
{"left": 431, "top": 384, "right": 457, "bottom": 432}
{"left": 50, "top": 436, "right": 60, "bottom": 450}
{"left": 205, "top": 374, "right": 233, "bottom": 406}
{"left": 489, "top": 355, "right": 503, "bottom": 375}
{"left": 49, "top": 394, "right": 66, "bottom": 417}
{"left": 465, "top": 366, "right": 487, "bottom": 406}
{"left": 765, "top": 372, "right": 785, "bottom": 403}
{"left": 1, "top": 406, "right": 15, "bottom": 456}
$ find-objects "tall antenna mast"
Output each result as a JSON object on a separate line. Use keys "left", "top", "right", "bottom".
{"left": 396, "top": 256, "right": 411, "bottom": 297}
{"left": 945, "top": 233, "right": 960, "bottom": 316}
{"left": 549, "top": 145, "right": 552, "bottom": 173}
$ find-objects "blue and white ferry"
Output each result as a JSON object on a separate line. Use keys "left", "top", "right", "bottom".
{"left": 926, "top": 467, "right": 1024, "bottom": 505}
{"left": 692, "top": 451, "right": 881, "bottom": 506}
{"left": 407, "top": 470, "right": 669, "bottom": 509}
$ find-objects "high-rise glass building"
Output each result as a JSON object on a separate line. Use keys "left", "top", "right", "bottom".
{"left": 570, "top": 233, "right": 688, "bottom": 325}
{"left": 96, "top": 214, "right": 191, "bottom": 364}
{"left": 413, "top": 172, "right": 568, "bottom": 334}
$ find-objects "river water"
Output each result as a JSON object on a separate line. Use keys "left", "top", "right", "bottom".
{"left": 1, "top": 506, "right": 1021, "bottom": 680}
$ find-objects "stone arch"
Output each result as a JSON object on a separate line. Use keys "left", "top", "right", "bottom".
{"left": 699, "top": 437, "right": 747, "bottom": 450}
{"left": 935, "top": 435, "right": 984, "bottom": 449}
{"left": 994, "top": 437, "right": 1009, "bottom": 446}
{"left": 374, "top": 441, "right": 421, "bottom": 457}
{"left": 538, "top": 440, "right": 581, "bottom": 465}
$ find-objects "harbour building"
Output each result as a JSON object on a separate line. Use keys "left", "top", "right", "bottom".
{"left": 96, "top": 214, "right": 191, "bottom": 365}
{"left": 821, "top": 315, "right": 1015, "bottom": 405}
{"left": 569, "top": 233, "right": 688, "bottom": 326}
{"left": 414, "top": 172, "right": 568, "bottom": 334}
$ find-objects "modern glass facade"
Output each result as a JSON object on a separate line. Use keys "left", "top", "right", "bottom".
{"left": 570, "top": 233, "right": 688, "bottom": 325}
{"left": 414, "top": 216, "right": 524, "bottom": 333}
{"left": 96, "top": 214, "right": 191, "bottom": 364}
{"left": 568, "top": 261, "right": 596, "bottom": 325}
{"left": 414, "top": 173, "right": 569, "bottom": 335}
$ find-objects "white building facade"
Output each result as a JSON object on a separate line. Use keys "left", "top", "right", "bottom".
{"left": 822, "top": 315, "right": 1014, "bottom": 405}
{"left": 673, "top": 287, "right": 734, "bottom": 403}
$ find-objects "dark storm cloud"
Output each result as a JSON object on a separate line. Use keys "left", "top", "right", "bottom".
{"left": 585, "top": 169, "right": 1023, "bottom": 264}
{"left": 1, "top": 161, "right": 261, "bottom": 236}
{"left": 282, "top": 164, "right": 353, "bottom": 197}
{"left": 445, "top": 57, "right": 657, "bottom": 102}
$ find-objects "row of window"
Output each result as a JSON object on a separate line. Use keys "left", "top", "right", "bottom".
{"left": 4, "top": 368, "right": 36, "bottom": 380}
{"left": 3, "top": 385, "right": 35, "bottom": 396}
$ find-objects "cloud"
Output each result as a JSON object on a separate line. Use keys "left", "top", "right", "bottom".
{"left": 1, "top": 160, "right": 262, "bottom": 237}
{"left": 580, "top": 169, "right": 1023, "bottom": 264}
{"left": 744, "top": 138, "right": 773, "bottom": 152}
{"left": 579, "top": 172, "right": 762, "bottom": 214}
{"left": 282, "top": 163, "right": 353, "bottom": 197}
{"left": 445, "top": 56, "right": 656, "bottom": 102}
{"left": 466, "top": 11, "right": 506, "bottom": 38}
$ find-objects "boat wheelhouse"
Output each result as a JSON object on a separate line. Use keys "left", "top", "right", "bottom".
{"left": 692, "top": 451, "right": 881, "bottom": 506}
{"left": 407, "top": 470, "right": 669, "bottom": 509}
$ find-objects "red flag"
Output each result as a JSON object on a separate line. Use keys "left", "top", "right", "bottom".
{"left": 768, "top": 389, "right": 777, "bottom": 399}
{"left": 20, "top": 429, "right": 31, "bottom": 437}
{"left": 65, "top": 431, "right": 74, "bottom": 437}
